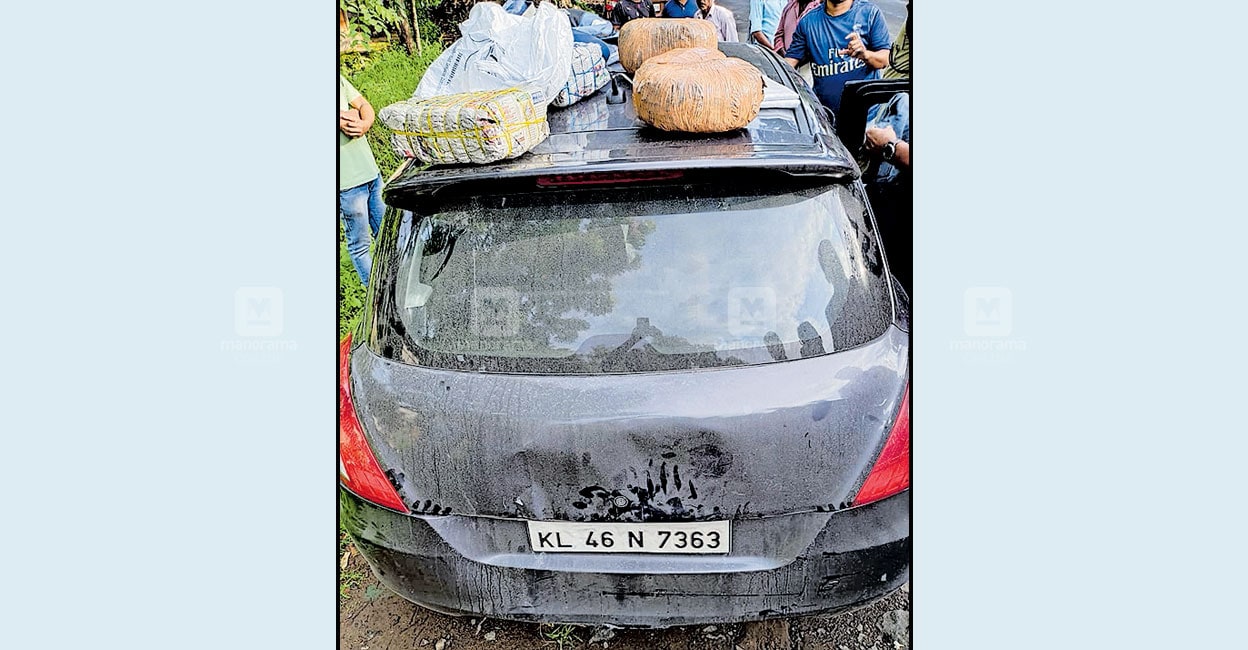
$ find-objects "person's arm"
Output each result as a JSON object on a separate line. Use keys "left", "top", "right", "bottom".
{"left": 783, "top": 23, "right": 807, "bottom": 67}
{"left": 844, "top": 10, "right": 893, "bottom": 69}
{"left": 341, "top": 94, "right": 375, "bottom": 138}
{"left": 748, "top": 0, "right": 772, "bottom": 48}
{"left": 865, "top": 125, "right": 909, "bottom": 167}
{"left": 892, "top": 141, "right": 910, "bottom": 166}
{"left": 841, "top": 31, "right": 889, "bottom": 69}
{"left": 772, "top": 12, "right": 787, "bottom": 52}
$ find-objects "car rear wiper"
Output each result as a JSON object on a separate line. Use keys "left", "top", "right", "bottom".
{"left": 426, "top": 229, "right": 459, "bottom": 283}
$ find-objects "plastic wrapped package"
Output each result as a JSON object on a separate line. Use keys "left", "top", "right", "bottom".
{"left": 379, "top": 87, "right": 549, "bottom": 165}
{"left": 560, "top": 92, "right": 611, "bottom": 132}
{"left": 552, "top": 43, "right": 610, "bottom": 108}
{"left": 618, "top": 18, "right": 718, "bottom": 73}
{"left": 632, "top": 47, "right": 765, "bottom": 133}
{"left": 413, "top": 2, "right": 573, "bottom": 107}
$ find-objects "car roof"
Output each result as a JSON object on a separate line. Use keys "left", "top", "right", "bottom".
{"left": 384, "top": 43, "right": 858, "bottom": 203}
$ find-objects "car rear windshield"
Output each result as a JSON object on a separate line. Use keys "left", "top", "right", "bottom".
{"left": 367, "top": 181, "right": 893, "bottom": 374}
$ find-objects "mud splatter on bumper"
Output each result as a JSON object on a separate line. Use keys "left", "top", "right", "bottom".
{"left": 341, "top": 487, "right": 909, "bottom": 627}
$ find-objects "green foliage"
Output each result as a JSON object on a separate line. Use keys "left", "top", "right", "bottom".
{"left": 341, "top": 0, "right": 400, "bottom": 38}
{"left": 338, "top": 30, "right": 448, "bottom": 605}
{"left": 344, "top": 44, "right": 443, "bottom": 178}
{"left": 394, "top": 0, "right": 441, "bottom": 26}
{"left": 343, "top": 0, "right": 442, "bottom": 54}
{"left": 540, "top": 623, "right": 583, "bottom": 650}
{"left": 340, "top": 43, "right": 442, "bottom": 335}
{"left": 339, "top": 567, "right": 368, "bottom": 599}
{"left": 339, "top": 525, "right": 366, "bottom": 599}
{"left": 340, "top": 27, "right": 370, "bottom": 55}
{"left": 339, "top": 235, "right": 366, "bottom": 337}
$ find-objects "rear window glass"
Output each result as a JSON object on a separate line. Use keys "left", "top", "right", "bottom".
{"left": 367, "top": 182, "right": 893, "bottom": 374}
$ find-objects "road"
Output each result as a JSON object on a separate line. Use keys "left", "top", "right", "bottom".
{"left": 718, "top": 0, "right": 907, "bottom": 43}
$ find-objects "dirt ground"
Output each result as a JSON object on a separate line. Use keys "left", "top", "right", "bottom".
{"left": 339, "top": 543, "right": 910, "bottom": 650}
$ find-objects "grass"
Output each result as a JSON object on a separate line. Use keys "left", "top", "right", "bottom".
{"left": 540, "top": 624, "right": 583, "bottom": 650}
{"left": 338, "top": 43, "right": 444, "bottom": 602}
{"left": 340, "top": 524, "right": 360, "bottom": 599}
{"left": 339, "top": 236, "right": 366, "bottom": 337}
{"left": 340, "top": 567, "right": 369, "bottom": 600}
{"left": 340, "top": 43, "right": 443, "bottom": 336}
{"left": 344, "top": 44, "right": 444, "bottom": 180}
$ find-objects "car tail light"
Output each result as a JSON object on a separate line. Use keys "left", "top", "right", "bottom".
{"left": 339, "top": 334, "right": 408, "bottom": 513}
{"left": 853, "top": 385, "right": 910, "bottom": 506}
{"left": 535, "top": 170, "right": 684, "bottom": 187}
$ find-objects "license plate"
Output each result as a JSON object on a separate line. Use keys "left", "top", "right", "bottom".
{"left": 527, "top": 520, "right": 730, "bottom": 554}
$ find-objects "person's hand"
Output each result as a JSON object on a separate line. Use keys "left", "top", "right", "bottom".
{"left": 340, "top": 109, "right": 368, "bottom": 138}
{"left": 839, "top": 31, "right": 869, "bottom": 60}
{"left": 865, "top": 125, "right": 897, "bottom": 150}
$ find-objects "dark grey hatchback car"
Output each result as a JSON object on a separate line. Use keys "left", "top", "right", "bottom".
{"left": 340, "top": 43, "right": 910, "bottom": 628}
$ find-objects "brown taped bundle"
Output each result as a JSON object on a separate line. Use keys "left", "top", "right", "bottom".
{"left": 632, "top": 47, "right": 765, "bottom": 133}
{"left": 618, "top": 18, "right": 718, "bottom": 73}
{"left": 645, "top": 46, "right": 727, "bottom": 65}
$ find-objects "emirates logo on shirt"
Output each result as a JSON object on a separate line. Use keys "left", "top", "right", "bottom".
{"left": 811, "top": 48, "right": 866, "bottom": 77}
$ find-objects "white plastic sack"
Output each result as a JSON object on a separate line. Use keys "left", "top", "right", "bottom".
{"left": 413, "top": 2, "right": 574, "bottom": 107}
{"left": 551, "top": 43, "right": 610, "bottom": 108}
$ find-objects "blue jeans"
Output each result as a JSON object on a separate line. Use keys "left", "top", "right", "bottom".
{"left": 339, "top": 175, "right": 384, "bottom": 287}
{"left": 865, "top": 93, "right": 910, "bottom": 184}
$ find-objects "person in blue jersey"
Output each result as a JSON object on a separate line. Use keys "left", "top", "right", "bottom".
{"left": 783, "top": 0, "right": 891, "bottom": 112}
{"left": 663, "top": 0, "right": 702, "bottom": 19}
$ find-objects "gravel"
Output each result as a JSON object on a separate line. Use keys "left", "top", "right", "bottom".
{"left": 340, "top": 549, "right": 910, "bottom": 649}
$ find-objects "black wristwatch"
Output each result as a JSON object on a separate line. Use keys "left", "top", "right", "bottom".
{"left": 882, "top": 140, "right": 899, "bottom": 162}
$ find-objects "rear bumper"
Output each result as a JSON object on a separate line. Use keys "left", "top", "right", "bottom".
{"left": 341, "top": 487, "right": 909, "bottom": 628}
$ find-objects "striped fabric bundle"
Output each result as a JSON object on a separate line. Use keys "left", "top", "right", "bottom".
{"left": 559, "top": 94, "right": 610, "bottom": 132}
{"left": 378, "top": 88, "right": 549, "bottom": 165}
{"left": 552, "top": 43, "right": 610, "bottom": 108}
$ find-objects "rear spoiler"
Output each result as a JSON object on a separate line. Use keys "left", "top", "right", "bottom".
{"left": 383, "top": 156, "right": 858, "bottom": 209}
{"left": 836, "top": 79, "right": 911, "bottom": 147}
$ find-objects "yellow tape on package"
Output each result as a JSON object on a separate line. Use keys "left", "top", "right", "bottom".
{"left": 379, "top": 88, "right": 550, "bottom": 165}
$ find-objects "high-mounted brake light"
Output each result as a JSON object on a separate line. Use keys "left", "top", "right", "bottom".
{"left": 535, "top": 170, "right": 684, "bottom": 187}
{"left": 853, "top": 386, "right": 910, "bottom": 506}
{"left": 339, "top": 334, "right": 408, "bottom": 512}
